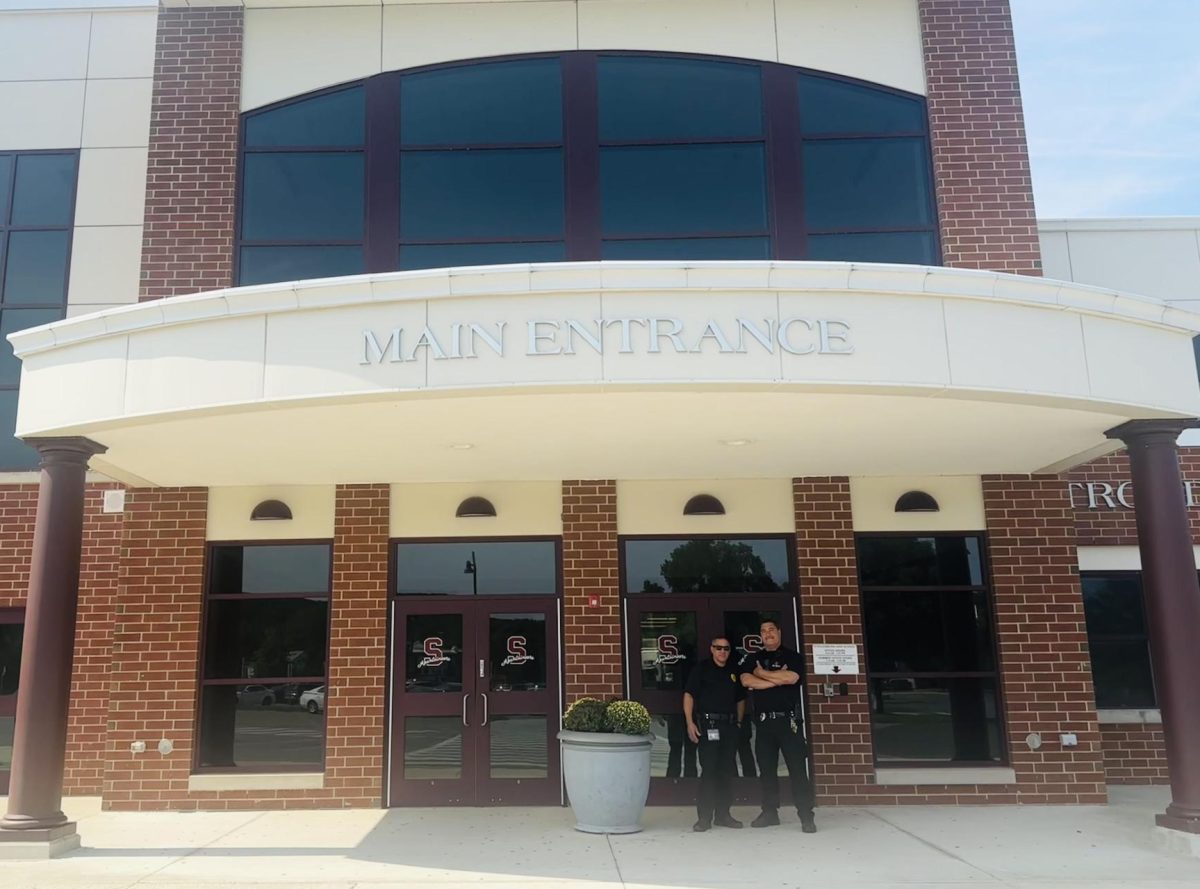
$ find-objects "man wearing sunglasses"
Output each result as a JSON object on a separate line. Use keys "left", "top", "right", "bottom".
{"left": 683, "top": 636, "right": 746, "bottom": 832}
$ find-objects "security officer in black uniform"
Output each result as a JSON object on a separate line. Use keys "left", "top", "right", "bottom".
{"left": 740, "top": 618, "right": 816, "bottom": 832}
{"left": 683, "top": 635, "right": 746, "bottom": 832}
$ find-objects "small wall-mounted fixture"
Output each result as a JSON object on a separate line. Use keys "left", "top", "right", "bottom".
{"left": 455, "top": 496, "right": 497, "bottom": 518}
{"left": 250, "top": 499, "right": 293, "bottom": 521}
{"left": 894, "top": 490, "right": 940, "bottom": 513}
{"left": 683, "top": 494, "right": 726, "bottom": 516}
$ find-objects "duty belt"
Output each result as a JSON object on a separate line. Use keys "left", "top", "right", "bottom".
{"left": 701, "top": 713, "right": 737, "bottom": 724}
{"left": 758, "top": 711, "right": 794, "bottom": 721}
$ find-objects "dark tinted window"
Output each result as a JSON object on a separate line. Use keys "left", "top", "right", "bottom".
{"left": 624, "top": 538, "right": 790, "bottom": 593}
{"left": 1081, "top": 572, "right": 1156, "bottom": 709}
{"left": 197, "top": 686, "right": 323, "bottom": 769}
{"left": 858, "top": 534, "right": 1002, "bottom": 765}
{"left": 400, "top": 149, "right": 564, "bottom": 240}
{"left": 239, "top": 246, "right": 364, "bottom": 285}
{"left": 197, "top": 543, "right": 331, "bottom": 772}
{"left": 798, "top": 75, "right": 926, "bottom": 135}
{"left": 872, "top": 678, "right": 1002, "bottom": 763}
{"left": 244, "top": 87, "right": 364, "bottom": 147}
{"left": 858, "top": 536, "right": 983, "bottom": 587}
{"left": 0, "top": 620, "right": 21, "bottom": 696}
{"left": 242, "top": 153, "right": 364, "bottom": 240}
{"left": 209, "top": 544, "right": 331, "bottom": 595}
{"left": 10, "top": 154, "right": 76, "bottom": 226}
{"left": 401, "top": 59, "right": 562, "bottom": 145}
{"left": 863, "top": 590, "right": 993, "bottom": 673}
{"left": 395, "top": 540, "right": 558, "bottom": 596}
{"left": 1, "top": 151, "right": 76, "bottom": 470}
{"left": 601, "top": 144, "right": 767, "bottom": 236}
{"left": 237, "top": 56, "right": 936, "bottom": 277}
{"left": 203, "top": 598, "right": 328, "bottom": 679}
{"left": 400, "top": 242, "right": 565, "bottom": 270}
{"left": 3, "top": 231, "right": 70, "bottom": 304}
{"left": 599, "top": 56, "right": 763, "bottom": 141}
{"left": 803, "top": 138, "right": 934, "bottom": 230}
{"left": 807, "top": 231, "right": 939, "bottom": 265}
{"left": 602, "top": 237, "right": 770, "bottom": 261}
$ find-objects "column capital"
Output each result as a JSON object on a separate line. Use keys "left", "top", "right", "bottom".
{"left": 22, "top": 436, "right": 107, "bottom": 468}
{"left": 1104, "top": 419, "right": 1200, "bottom": 447}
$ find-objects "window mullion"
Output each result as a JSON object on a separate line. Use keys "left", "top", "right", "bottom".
{"left": 762, "top": 63, "right": 803, "bottom": 260}
{"left": 365, "top": 73, "right": 401, "bottom": 273}
{"left": 562, "top": 52, "right": 600, "bottom": 261}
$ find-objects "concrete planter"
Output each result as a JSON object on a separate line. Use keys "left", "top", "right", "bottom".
{"left": 558, "top": 730, "right": 653, "bottom": 834}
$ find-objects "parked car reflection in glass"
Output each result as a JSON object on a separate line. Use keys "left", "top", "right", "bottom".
{"left": 300, "top": 685, "right": 325, "bottom": 714}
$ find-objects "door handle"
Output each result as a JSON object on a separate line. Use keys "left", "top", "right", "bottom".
{"left": 462, "top": 693, "right": 470, "bottom": 726}
{"left": 481, "top": 693, "right": 489, "bottom": 726}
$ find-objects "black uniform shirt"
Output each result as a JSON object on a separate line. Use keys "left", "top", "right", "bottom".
{"left": 740, "top": 645, "right": 804, "bottom": 712}
{"left": 684, "top": 658, "right": 746, "bottom": 715}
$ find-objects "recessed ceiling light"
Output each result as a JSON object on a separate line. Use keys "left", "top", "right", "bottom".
{"left": 449, "top": 443, "right": 475, "bottom": 450}
{"left": 721, "top": 439, "right": 753, "bottom": 447}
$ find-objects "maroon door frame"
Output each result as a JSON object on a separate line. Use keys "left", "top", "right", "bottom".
{"left": 623, "top": 594, "right": 809, "bottom": 805}
{"left": 388, "top": 597, "right": 562, "bottom": 806}
{"left": 0, "top": 608, "right": 24, "bottom": 796}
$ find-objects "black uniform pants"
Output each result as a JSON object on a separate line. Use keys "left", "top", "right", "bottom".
{"left": 696, "top": 721, "right": 738, "bottom": 822}
{"left": 755, "top": 715, "right": 814, "bottom": 817}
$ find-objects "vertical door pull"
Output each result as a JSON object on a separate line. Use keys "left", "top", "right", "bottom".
{"left": 479, "top": 658, "right": 485, "bottom": 679}
{"left": 462, "top": 693, "right": 470, "bottom": 726}
{"left": 481, "top": 693, "right": 489, "bottom": 726}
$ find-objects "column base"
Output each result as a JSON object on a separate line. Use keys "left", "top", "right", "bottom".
{"left": 1154, "top": 825, "right": 1200, "bottom": 860}
{"left": 0, "top": 822, "right": 80, "bottom": 859}
{"left": 1157, "top": 811, "right": 1200, "bottom": 835}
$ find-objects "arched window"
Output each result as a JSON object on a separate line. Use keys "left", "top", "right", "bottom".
{"left": 237, "top": 54, "right": 937, "bottom": 285}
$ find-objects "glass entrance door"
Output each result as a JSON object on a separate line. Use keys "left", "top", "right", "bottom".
{"left": 624, "top": 595, "right": 807, "bottom": 804}
{"left": 389, "top": 598, "right": 560, "bottom": 805}
{"left": 0, "top": 608, "right": 23, "bottom": 795}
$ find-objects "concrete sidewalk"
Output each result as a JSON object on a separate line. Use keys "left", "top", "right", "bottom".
{"left": 1, "top": 786, "right": 1199, "bottom": 888}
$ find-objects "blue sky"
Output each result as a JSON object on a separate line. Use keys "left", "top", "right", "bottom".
{"left": 1010, "top": 0, "right": 1200, "bottom": 218}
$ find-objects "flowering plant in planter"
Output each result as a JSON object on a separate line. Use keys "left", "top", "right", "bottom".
{"left": 559, "top": 697, "right": 654, "bottom": 834}
{"left": 563, "top": 697, "right": 651, "bottom": 735}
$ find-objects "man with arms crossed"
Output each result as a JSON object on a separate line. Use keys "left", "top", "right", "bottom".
{"left": 683, "top": 635, "right": 746, "bottom": 832}
{"left": 740, "top": 619, "right": 816, "bottom": 832}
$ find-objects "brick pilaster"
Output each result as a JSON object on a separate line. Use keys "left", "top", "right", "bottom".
{"left": 562, "top": 480, "right": 621, "bottom": 701}
{"left": 918, "top": 0, "right": 1042, "bottom": 275}
{"left": 139, "top": 7, "right": 242, "bottom": 301}
{"left": 63, "top": 483, "right": 125, "bottom": 794}
{"left": 324, "top": 484, "right": 390, "bottom": 807}
{"left": 793, "top": 477, "right": 874, "bottom": 804}
{"left": 982, "top": 475, "right": 1107, "bottom": 803}
{"left": 103, "top": 487, "right": 207, "bottom": 810}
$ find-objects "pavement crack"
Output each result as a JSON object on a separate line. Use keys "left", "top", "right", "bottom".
{"left": 129, "top": 810, "right": 271, "bottom": 885}
{"left": 605, "top": 833, "right": 628, "bottom": 887}
{"left": 863, "top": 809, "right": 1006, "bottom": 882}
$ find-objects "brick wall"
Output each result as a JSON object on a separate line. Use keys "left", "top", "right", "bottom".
{"left": 792, "top": 477, "right": 873, "bottom": 803}
{"left": 1065, "top": 449, "right": 1200, "bottom": 546}
{"left": 64, "top": 484, "right": 124, "bottom": 794}
{"left": 981, "top": 475, "right": 1106, "bottom": 803}
{"left": 102, "top": 487, "right": 207, "bottom": 810}
{"left": 139, "top": 6, "right": 242, "bottom": 301}
{"left": 918, "top": 0, "right": 1042, "bottom": 275}
{"left": 323, "top": 484, "right": 390, "bottom": 807}
{"left": 561, "top": 480, "right": 621, "bottom": 701}
{"left": 0, "top": 485, "right": 37, "bottom": 607}
{"left": 1100, "top": 723, "right": 1170, "bottom": 785}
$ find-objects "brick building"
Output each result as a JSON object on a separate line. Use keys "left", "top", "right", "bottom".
{"left": 1, "top": 0, "right": 1199, "bottom": 855}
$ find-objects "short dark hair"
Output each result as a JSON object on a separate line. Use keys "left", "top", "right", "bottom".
{"left": 710, "top": 635, "right": 731, "bottom": 646}
{"left": 760, "top": 618, "right": 780, "bottom": 632}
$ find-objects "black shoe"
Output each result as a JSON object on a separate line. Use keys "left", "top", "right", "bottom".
{"left": 800, "top": 815, "right": 818, "bottom": 834}
{"left": 692, "top": 819, "right": 712, "bottom": 832}
{"left": 750, "top": 810, "right": 780, "bottom": 828}
{"left": 713, "top": 814, "right": 743, "bottom": 829}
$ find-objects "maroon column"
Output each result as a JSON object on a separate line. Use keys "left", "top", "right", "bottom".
{"left": 1106, "top": 419, "right": 1200, "bottom": 834}
{"left": 0, "top": 437, "right": 106, "bottom": 847}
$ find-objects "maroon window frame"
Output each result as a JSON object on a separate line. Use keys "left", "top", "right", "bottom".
{"left": 194, "top": 540, "right": 333, "bottom": 773}
{"left": 234, "top": 52, "right": 938, "bottom": 284}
